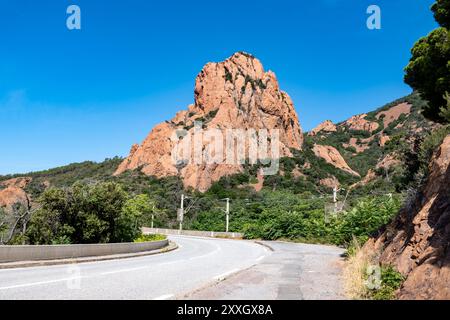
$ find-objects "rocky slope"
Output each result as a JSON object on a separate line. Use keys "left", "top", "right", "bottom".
{"left": 302, "top": 93, "right": 436, "bottom": 193}
{"left": 0, "top": 177, "right": 32, "bottom": 211}
{"left": 115, "top": 52, "right": 303, "bottom": 191}
{"left": 363, "top": 135, "right": 450, "bottom": 300}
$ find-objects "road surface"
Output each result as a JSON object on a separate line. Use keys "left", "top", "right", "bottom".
{"left": 0, "top": 236, "right": 345, "bottom": 300}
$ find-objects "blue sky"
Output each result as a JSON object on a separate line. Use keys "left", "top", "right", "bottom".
{"left": 0, "top": 0, "right": 438, "bottom": 174}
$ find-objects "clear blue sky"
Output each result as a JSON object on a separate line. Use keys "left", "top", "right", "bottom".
{"left": 0, "top": 0, "right": 438, "bottom": 175}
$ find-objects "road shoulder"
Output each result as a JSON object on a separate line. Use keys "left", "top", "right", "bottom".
{"left": 182, "top": 241, "right": 346, "bottom": 300}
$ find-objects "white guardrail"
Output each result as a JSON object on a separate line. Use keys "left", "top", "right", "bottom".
{"left": 0, "top": 239, "right": 168, "bottom": 263}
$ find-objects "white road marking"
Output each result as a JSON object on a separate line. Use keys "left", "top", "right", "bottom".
{"left": 100, "top": 266, "right": 147, "bottom": 275}
{"left": 256, "top": 255, "right": 265, "bottom": 262}
{"left": 214, "top": 268, "right": 240, "bottom": 281}
{"left": 0, "top": 277, "right": 83, "bottom": 290}
{"left": 153, "top": 294, "right": 174, "bottom": 300}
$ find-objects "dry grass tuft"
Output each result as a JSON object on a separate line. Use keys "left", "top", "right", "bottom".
{"left": 343, "top": 237, "right": 376, "bottom": 299}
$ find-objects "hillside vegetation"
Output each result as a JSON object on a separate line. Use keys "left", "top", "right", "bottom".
{"left": 0, "top": 93, "right": 434, "bottom": 248}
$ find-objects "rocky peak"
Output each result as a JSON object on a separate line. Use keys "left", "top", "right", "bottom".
{"left": 115, "top": 52, "right": 303, "bottom": 191}
{"left": 309, "top": 120, "right": 337, "bottom": 136}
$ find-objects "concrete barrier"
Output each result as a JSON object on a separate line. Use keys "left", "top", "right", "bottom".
{"left": 0, "top": 239, "right": 168, "bottom": 263}
{"left": 143, "top": 227, "right": 243, "bottom": 239}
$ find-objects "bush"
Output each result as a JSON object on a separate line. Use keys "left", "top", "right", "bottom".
{"left": 368, "top": 265, "right": 405, "bottom": 300}
{"left": 332, "top": 196, "right": 401, "bottom": 245}
{"left": 26, "top": 182, "right": 146, "bottom": 244}
{"left": 134, "top": 234, "right": 166, "bottom": 243}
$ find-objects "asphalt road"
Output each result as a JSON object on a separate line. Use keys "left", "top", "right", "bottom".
{"left": 0, "top": 236, "right": 345, "bottom": 300}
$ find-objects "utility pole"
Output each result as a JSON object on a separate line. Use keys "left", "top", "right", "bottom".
{"left": 225, "top": 198, "right": 230, "bottom": 233}
{"left": 151, "top": 214, "right": 154, "bottom": 229}
{"left": 333, "top": 186, "right": 338, "bottom": 213}
{"left": 219, "top": 198, "right": 231, "bottom": 233}
{"left": 333, "top": 186, "right": 338, "bottom": 203}
{"left": 178, "top": 194, "right": 185, "bottom": 231}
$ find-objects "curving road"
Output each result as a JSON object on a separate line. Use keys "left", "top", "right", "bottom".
{"left": 0, "top": 236, "right": 345, "bottom": 300}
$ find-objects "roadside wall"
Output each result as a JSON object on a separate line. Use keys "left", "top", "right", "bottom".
{"left": 0, "top": 240, "right": 168, "bottom": 263}
{"left": 144, "top": 227, "right": 243, "bottom": 239}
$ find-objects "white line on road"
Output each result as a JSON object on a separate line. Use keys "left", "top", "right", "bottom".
{"left": 100, "top": 266, "right": 148, "bottom": 275}
{"left": 0, "top": 277, "right": 83, "bottom": 290}
{"left": 153, "top": 294, "right": 174, "bottom": 300}
{"left": 256, "top": 255, "right": 265, "bottom": 262}
{"left": 213, "top": 268, "right": 240, "bottom": 281}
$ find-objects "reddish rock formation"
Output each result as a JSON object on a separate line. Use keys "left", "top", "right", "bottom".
{"left": 250, "top": 170, "right": 265, "bottom": 192}
{"left": 309, "top": 120, "right": 337, "bottom": 136}
{"left": 350, "top": 169, "right": 377, "bottom": 189}
{"left": 292, "top": 165, "right": 305, "bottom": 179}
{"left": 379, "top": 135, "right": 391, "bottom": 147}
{"left": 0, "top": 177, "right": 32, "bottom": 211}
{"left": 115, "top": 52, "right": 303, "bottom": 191}
{"left": 0, "top": 177, "right": 32, "bottom": 189}
{"left": 376, "top": 102, "right": 412, "bottom": 127}
{"left": 320, "top": 176, "right": 340, "bottom": 189}
{"left": 364, "top": 135, "right": 450, "bottom": 300}
{"left": 343, "top": 137, "right": 370, "bottom": 153}
{"left": 376, "top": 154, "right": 401, "bottom": 170}
{"left": 312, "top": 144, "right": 360, "bottom": 177}
{"left": 344, "top": 114, "right": 379, "bottom": 132}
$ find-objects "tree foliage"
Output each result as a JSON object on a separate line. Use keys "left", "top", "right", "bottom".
{"left": 25, "top": 182, "right": 145, "bottom": 244}
{"left": 432, "top": 0, "right": 450, "bottom": 29}
{"left": 404, "top": 1, "right": 450, "bottom": 122}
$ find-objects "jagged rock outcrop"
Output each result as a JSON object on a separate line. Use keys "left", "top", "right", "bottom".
{"left": 0, "top": 177, "right": 32, "bottom": 211}
{"left": 312, "top": 144, "right": 360, "bottom": 177}
{"left": 309, "top": 120, "right": 337, "bottom": 136}
{"left": 364, "top": 135, "right": 450, "bottom": 300}
{"left": 115, "top": 52, "right": 303, "bottom": 191}
{"left": 344, "top": 114, "right": 379, "bottom": 132}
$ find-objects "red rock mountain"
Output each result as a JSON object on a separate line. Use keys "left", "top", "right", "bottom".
{"left": 115, "top": 52, "right": 303, "bottom": 191}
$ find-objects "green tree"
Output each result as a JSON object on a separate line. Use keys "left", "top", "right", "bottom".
{"left": 116, "top": 194, "right": 155, "bottom": 241}
{"left": 333, "top": 196, "right": 401, "bottom": 245}
{"left": 26, "top": 182, "right": 132, "bottom": 244}
{"left": 0, "top": 207, "right": 7, "bottom": 241}
{"left": 404, "top": 1, "right": 450, "bottom": 122}
{"left": 432, "top": 0, "right": 450, "bottom": 29}
{"left": 441, "top": 92, "right": 450, "bottom": 122}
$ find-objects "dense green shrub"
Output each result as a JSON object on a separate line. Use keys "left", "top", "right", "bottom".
{"left": 25, "top": 182, "right": 145, "bottom": 244}
{"left": 189, "top": 190, "right": 401, "bottom": 247}
{"left": 332, "top": 196, "right": 401, "bottom": 245}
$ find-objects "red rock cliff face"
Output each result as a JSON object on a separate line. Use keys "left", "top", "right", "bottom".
{"left": 0, "top": 177, "right": 32, "bottom": 211}
{"left": 364, "top": 135, "right": 450, "bottom": 300}
{"left": 115, "top": 52, "right": 303, "bottom": 191}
